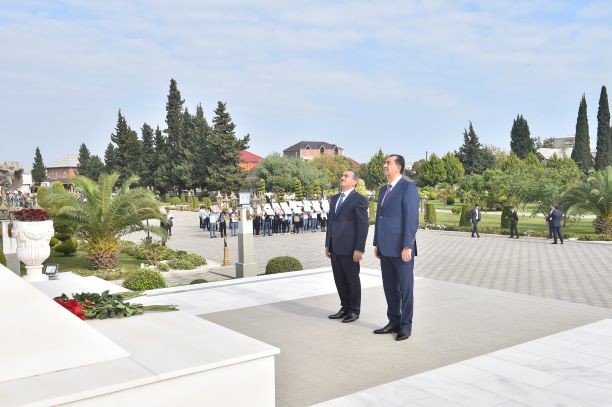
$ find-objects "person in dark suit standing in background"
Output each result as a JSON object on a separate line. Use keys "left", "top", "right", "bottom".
{"left": 470, "top": 203, "right": 481, "bottom": 238}
{"left": 546, "top": 205, "right": 554, "bottom": 239}
{"left": 508, "top": 206, "right": 519, "bottom": 238}
{"left": 373, "top": 154, "right": 419, "bottom": 341}
{"left": 325, "top": 169, "right": 369, "bottom": 323}
{"left": 547, "top": 204, "right": 564, "bottom": 244}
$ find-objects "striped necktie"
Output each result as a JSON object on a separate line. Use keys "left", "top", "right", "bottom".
{"left": 381, "top": 184, "right": 392, "bottom": 206}
{"left": 335, "top": 193, "right": 345, "bottom": 214}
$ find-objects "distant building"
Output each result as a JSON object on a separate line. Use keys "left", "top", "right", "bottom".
{"left": 240, "top": 150, "right": 263, "bottom": 171}
{"left": 283, "top": 141, "right": 344, "bottom": 160}
{"left": 536, "top": 147, "right": 573, "bottom": 161}
{"left": 46, "top": 154, "right": 78, "bottom": 183}
{"left": 545, "top": 136, "right": 575, "bottom": 149}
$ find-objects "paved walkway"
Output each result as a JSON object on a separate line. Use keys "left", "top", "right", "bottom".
{"left": 127, "top": 211, "right": 612, "bottom": 405}
{"left": 154, "top": 210, "right": 612, "bottom": 308}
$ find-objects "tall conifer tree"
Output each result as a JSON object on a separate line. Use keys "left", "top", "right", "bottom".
{"left": 31, "top": 147, "right": 46, "bottom": 184}
{"left": 571, "top": 95, "right": 594, "bottom": 172}
{"left": 205, "top": 101, "right": 250, "bottom": 192}
{"left": 77, "top": 143, "right": 91, "bottom": 177}
{"left": 595, "top": 86, "right": 611, "bottom": 170}
{"left": 457, "top": 122, "right": 495, "bottom": 174}
{"left": 510, "top": 114, "right": 534, "bottom": 159}
{"left": 104, "top": 143, "right": 115, "bottom": 173}
{"left": 192, "top": 103, "right": 210, "bottom": 190}
{"left": 140, "top": 123, "right": 156, "bottom": 188}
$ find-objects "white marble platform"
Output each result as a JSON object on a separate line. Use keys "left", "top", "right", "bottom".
{"left": 142, "top": 267, "right": 392, "bottom": 315}
{"left": 0, "top": 266, "right": 128, "bottom": 384}
{"left": 0, "top": 265, "right": 279, "bottom": 406}
{"left": 314, "top": 319, "right": 612, "bottom": 407}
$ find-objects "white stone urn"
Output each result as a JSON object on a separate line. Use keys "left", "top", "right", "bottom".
{"left": 12, "top": 220, "right": 55, "bottom": 282}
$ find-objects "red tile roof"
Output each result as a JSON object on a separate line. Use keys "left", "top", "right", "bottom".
{"left": 240, "top": 150, "right": 263, "bottom": 162}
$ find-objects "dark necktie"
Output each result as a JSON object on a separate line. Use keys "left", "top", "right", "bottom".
{"left": 335, "top": 193, "right": 345, "bottom": 214}
{"left": 381, "top": 184, "right": 392, "bottom": 206}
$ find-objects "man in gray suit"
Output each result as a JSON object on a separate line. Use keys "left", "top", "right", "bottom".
{"left": 325, "top": 170, "right": 369, "bottom": 323}
{"left": 373, "top": 155, "right": 419, "bottom": 341}
{"left": 470, "top": 203, "right": 481, "bottom": 238}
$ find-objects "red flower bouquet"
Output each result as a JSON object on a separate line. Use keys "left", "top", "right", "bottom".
{"left": 13, "top": 208, "right": 50, "bottom": 222}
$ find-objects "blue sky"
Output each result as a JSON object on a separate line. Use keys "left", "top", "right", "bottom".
{"left": 2, "top": 0, "right": 611, "bottom": 169}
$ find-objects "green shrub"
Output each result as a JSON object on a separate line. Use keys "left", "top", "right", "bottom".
{"left": 162, "top": 193, "right": 170, "bottom": 203}
{"left": 446, "top": 196, "right": 455, "bottom": 205}
{"left": 200, "top": 197, "right": 212, "bottom": 206}
{"left": 577, "top": 233, "right": 612, "bottom": 241}
{"left": 137, "top": 242, "right": 174, "bottom": 263}
{"left": 119, "top": 240, "right": 139, "bottom": 256}
{"left": 500, "top": 206, "right": 512, "bottom": 229}
{"left": 49, "top": 236, "right": 60, "bottom": 247}
{"left": 168, "top": 258, "right": 196, "bottom": 270}
{"left": 424, "top": 203, "right": 437, "bottom": 224}
{"left": 171, "top": 251, "right": 206, "bottom": 267}
{"left": 157, "top": 262, "right": 170, "bottom": 271}
{"left": 54, "top": 238, "right": 78, "bottom": 256}
{"left": 169, "top": 197, "right": 182, "bottom": 205}
{"left": 459, "top": 205, "right": 471, "bottom": 227}
{"left": 0, "top": 249, "right": 7, "bottom": 267}
{"left": 189, "top": 278, "right": 208, "bottom": 285}
{"left": 123, "top": 269, "right": 167, "bottom": 290}
{"left": 450, "top": 207, "right": 461, "bottom": 215}
{"left": 265, "top": 256, "right": 303, "bottom": 274}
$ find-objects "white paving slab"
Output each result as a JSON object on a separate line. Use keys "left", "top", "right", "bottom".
{"left": 315, "top": 319, "right": 612, "bottom": 407}
{"left": 140, "top": 267, "right": 390, "bottom": 315}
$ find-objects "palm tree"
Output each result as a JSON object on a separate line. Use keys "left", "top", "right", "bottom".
{"left": 40, "top": 173, "right": 164, "bottom": 269}
{"left": 559, "top": 166, "right": 611, "bottom": 234}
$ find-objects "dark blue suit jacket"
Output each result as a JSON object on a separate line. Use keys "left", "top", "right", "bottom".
{"left": 373, "top": 178, "right": 419, "bottom": 257}
{"left": 325, "top": 190, "right": 369, "bottom": 256}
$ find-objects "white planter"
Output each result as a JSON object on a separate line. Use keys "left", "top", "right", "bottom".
{"left": 12, "top": 220, "right": 55, "bottom": 282}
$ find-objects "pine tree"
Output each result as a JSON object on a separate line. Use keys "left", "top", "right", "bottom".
{"left": 258, "top": 178, "right": 266, "bottom": 194}
{"left": 153, "top": 126, "right": 169, "bottom": 193}
{"left": 362, "top": 149, "right": 387, "bottom": 190}
{"left": 104, "top": 143, "right": 116, "bottom": 173}
{"left": 457, "top": 122, "right": 495, "bottom": 174}
{"left": 595, "top": 86, "right": 611, "bottom": 170}
{"left": 140, "top": 123, "right": 156, "bottom": 188}
{"left": 87, "top": 156, "right": 105, "bottom": 181}
{"left": 510, "top": 114, "right": 534, "bottom": 159}
{"left": 77, "top": 143, "right": 91, "bottom": 177}
{"left": 571, "top": 94, "right": 594, "bottom": 173}
{"left": 109, "top": 110, "right": 142, "bottom": 181}
{"left": 31, "top": 147, "right": 46, "bottom": 183}
{"left": 205, "top": 101, "right": 250, "bottom": 192}
{"left": 192, "top": 103, "right": 210, "bottom": 190}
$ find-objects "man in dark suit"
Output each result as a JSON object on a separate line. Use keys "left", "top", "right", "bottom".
{"left": 470, "top": 204, "right": 481, "bottom": 238}
{"left": 325, "top": 170, "right": 369, "bottom": 323}
{"left": 508, "top": 206, "right": 519, "bottom": 239}
{"left": 546, "top": 204, "right": 564, "bottom": 244}
{"left": 373, "top": 154, "right": 419, "bottom": 341}
{"left": 546, "top": 206, "right": 554, "bottom": 239}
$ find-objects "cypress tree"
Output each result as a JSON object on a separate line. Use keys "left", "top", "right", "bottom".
{"left": 140, "top": 123, "right": 156, "bottom": 188}
{"left": 205, "top": 101, "right": 250, "bottom": 192}
{"left": 31, "top": 147, "right": 46, "bottom": 184}
{"left": 153, "top": 126, "right": 169, "bottom": 193}
{"left": 595, "top": 86, "right": 611, "bottom": 170}
{"left": 192, "top": 103, "right": 210, "bottom": 190}
{"left": 571, "top": 95, "right": 594, "bottom": 173}
{"left": 77, "top": 143, "right": 91, "bottom": 177}
{"left": 510, "top": 114, "right": 534, "bottom": 159}
{"left": 294, "top": 179, "right": 303, "bottom": 201}
{"left": 161, "top": 79, "right": 190, "bottom": 191}
{"left": 110, "top": 110, "right": 129, "bottom": 173}
{"left": 104, "top": 143, "right": 115, "bottom": 173}
{"left": 87, "top": 155, "right": 105, "bottom": 181}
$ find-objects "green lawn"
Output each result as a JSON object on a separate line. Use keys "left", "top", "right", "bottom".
{"left": 421, "top": 210, "right": 595, "bottom": 235}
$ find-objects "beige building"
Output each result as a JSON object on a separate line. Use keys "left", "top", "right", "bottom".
{"left": 283, "top": 141, "right": 344, "bottom": 160}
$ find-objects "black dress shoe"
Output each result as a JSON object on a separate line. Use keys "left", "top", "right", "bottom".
{"left": 373, "top": 323, "right": 399, "bottom": 334}
{"left": 396, "top": 330, "right": 411, "bottom": 341}
{"left": 342, "top": 313, "right": 359, "bottom": 323}
{"left": 328, "top": 310, "right": 347, "bottom": 319}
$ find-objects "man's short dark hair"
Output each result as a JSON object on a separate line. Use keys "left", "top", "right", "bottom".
{"left": 475, "top": 203, "right": 480, "bottom": 207}
{"left": 389, "top": 154, "right": 405, "bottom": 173}
{"left": 347, "top": 169, "right": 359, "bottom": 181}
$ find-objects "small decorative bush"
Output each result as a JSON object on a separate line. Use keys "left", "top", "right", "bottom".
{"left": 123, "top": 269, "right": 167, "bottom": 290}
{"left": 577, "top": 233, "right": 612, "bottom": 241}
{"left": 189, "top": 279, "right": 208, "bottom": 285}
{"left": 459, "top": 205, "right": 471, "bottom": 227}
{"left": 200, "top": 197, "right": 212, "bottom": 207}
{"left": 450, "top": 207, "right": 461, "bottom": 215}
{"left": 171, "top": 251, "right": 206, "bottom": 267}
{"left": 167, "top": 258, "right": 196, "bottom": 270}
{"left": 49, "top": 236, "right": 60, "bottom": 247}
{"left": 0, "top": 249, "right": 7, "bottom": 267}
{"left": 55, "top": 238, "right": 78, "bottom": 256}
{"left": 162, "top": 193, "right": 170, "bottom": 203}
{"left": 500, "top": 205, "right": 512, "bottom": 229}
{"left": 13, "top": 208, "right": 49, "bottom": 221}
{"left": 265, "top": 256, "right": 303, "bottom": 274}
{"left": 157, "top": 262, "right": 170, "bottom": 271}
{"left": 169, "top": 197, "right": 182, "bottom": 205}
{"left": 424, "top": 203, "right": 437, "bottom": 224}
{"left": 446, "top": 196, "right": 455, "bottom": 205}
